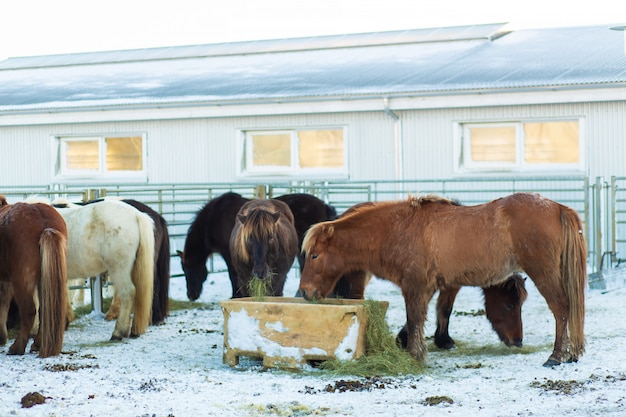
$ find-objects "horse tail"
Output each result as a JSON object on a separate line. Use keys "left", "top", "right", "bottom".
{"left": 560, "top": 206, "right": 587, "bottom": 359}
{"left": 38, "top": 228, "right": 68, "bottom": 357}
{"left": 130, "top": 212, "right": 155, "bottom": 336}
{"left": 152, "top": 217, "right": 171, "bottom": 324}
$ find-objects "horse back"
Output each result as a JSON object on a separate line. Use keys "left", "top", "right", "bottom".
{"left": 0, "top": 202, "right": 67, "bottom": 275}
{"left": 275, "top": 194, "right": 336, "bottom": 239}
{"left": 188, "top": 192, "right": 249, "bottom": 257}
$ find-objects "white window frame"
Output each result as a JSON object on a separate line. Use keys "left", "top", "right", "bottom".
{"left": 54, "top": 133, "right": 147, "bottom": 181}
{"left": 237, "top": 127, "right": 348, "bottom": 179}
{"left": 455, "top": 119, "right": 584, "bottom": 174}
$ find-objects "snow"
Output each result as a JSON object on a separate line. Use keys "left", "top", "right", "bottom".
{"left": 2, "top": 268, "right": 626, "bottom": 417}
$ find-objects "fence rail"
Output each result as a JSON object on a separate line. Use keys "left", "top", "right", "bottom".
{"left": 3, "top": 175, "right": 622, "bottom": 299}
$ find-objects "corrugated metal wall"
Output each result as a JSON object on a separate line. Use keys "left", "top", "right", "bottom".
{"left": 0, "top": 100, "right": 624, "bottom": 187}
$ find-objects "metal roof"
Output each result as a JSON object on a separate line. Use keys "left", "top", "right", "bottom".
{"left": 0, "top": 23, "right": 625, "bottom": 113}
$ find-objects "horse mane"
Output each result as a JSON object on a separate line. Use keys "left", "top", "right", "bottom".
{"left": 235, "top": 207, "right": 280, "bottom": 264}
{"left": 301, "top": 221, "right": 333, "bottom": 255}
{"left": 496, "top": 274, "right": 529, "bottom": 303}
{"left": 302, "top": 195, "right": 461, "bottom": 255}
{"left": 25, "top": 195, "right": 52, "bottom": 205}
{"left": 408, "top": 193, "right": 459, "bottom": 207}
{"left": 186, "top": 192, "right": 244, "bottom": 248}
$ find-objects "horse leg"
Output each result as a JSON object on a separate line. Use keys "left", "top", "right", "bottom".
{"left": 332, "top": 270, "right": 370, "bottom": 299}
{"left": 526, "top": 268, "right": 572, "bottom": 366}
{"left": 30, "top": 290, "right": 42, "bottom": 353}
{"left": 108, "top": 270, "right": 135, "bottom": 340}
{"left": 0, "top": 282, "right": 12, "bottom": 346}
{"left": 403, "top": 284, "right": 437, "bottom": 362}
{"left": 224, "top": 257, "right": 241, "bottom": 298}
{"left": 8, "top": 285, "right": 37, "bottom": 355}
{"left": 434, "top": 287, "right": 461, "bottom": 349}
{"left": 105, "top": 290, "right": 121, "bottom": 321}
{"left": 30, "top": 290, "right": 40, "bottom": 337}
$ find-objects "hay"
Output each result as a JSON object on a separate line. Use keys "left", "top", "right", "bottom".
{"left": 247, "top": 277, "right": 272, "bottom": 300}
{"left": 320, "top": 299, "right": 425, "bottom": 376}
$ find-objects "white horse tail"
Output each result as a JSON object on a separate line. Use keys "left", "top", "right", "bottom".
{"left": 130, "top": 211, "right": 155, "bottom": 337}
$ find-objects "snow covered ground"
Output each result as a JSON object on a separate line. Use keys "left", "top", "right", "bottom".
{"left": 2, "top": 267, "right": 626, "bottom": 417}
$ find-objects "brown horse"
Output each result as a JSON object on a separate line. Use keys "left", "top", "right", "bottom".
{"left": 229, "top": 199, "right": 299, "bottom": 297}
{"left": 330, "top": 201, "right": 528, "bottom": 349}
{"left": 0, "top": 196, "right": 68, "bottom": 357}
{"left": 300, "top": 193, "right": 586, "bottom": 367}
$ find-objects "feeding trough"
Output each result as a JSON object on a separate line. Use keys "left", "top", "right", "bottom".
{"left": 220, "top": 297, "right": 388, "bottom": 369}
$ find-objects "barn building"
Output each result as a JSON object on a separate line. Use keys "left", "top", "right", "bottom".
{"left": 1, "top": 22, "right": 625, "bottom": 275}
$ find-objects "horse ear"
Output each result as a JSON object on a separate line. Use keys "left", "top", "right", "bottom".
{"left": 238, "top": 213, "right": 247, "bottom": 223}
{"left": 320, "top": 224, "right": 335, "bottom": 239}
{"left": 176, "top": 250, "right": 184, "bottom": 259}
{"left": 271, "top": 211, "right": 281, "bottom": 223}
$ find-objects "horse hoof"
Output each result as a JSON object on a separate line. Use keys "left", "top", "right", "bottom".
{"left": 543, "top": 358, "right": 561, "bottom": 367}
{"left": 110, "top": 335, "right": 123, "bottom": 341}
{"left": 8, "top": 346, "right": 25, "bottom": 355}
{"left": 130, "top": 333, "right": 140, "bottom": 339}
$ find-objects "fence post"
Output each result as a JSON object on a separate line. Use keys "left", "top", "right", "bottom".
{"left": 594, "top": 177, "right": 604, "bottom": 272}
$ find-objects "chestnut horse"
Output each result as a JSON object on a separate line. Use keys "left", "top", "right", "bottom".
{"left": 339, "top": 202, "right": 528, "bottom": 349}
{"left": 178, "top": 192, "right": 337, "bottom": 299}
{"left": 229, "top": 199, "right": 298, "bottom": 296}
{"left": 300, "top": 193, "right": 586, "bottom": 367}
{"left": 0, "top": 196, "right": 68, "bottom": 357}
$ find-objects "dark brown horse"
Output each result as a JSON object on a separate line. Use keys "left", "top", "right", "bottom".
{"left": 178, "top": 192, "right": 337, "bottom": 299}
{"left": 0, "top": 196, "right": 68, "bottom": 357}
{"left": 229, "top": 199, "right": 298, "bottom": 296}
{"left": 396, "top": 273, "right": 528, "bottom": 349}
{"left": 300, "top": 193, "right": 586, "bottom": 366}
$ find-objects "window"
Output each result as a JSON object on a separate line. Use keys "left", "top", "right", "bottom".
{"left": 458, "top": 120, "right": 582, "bottom": 172}
{"left": 57, "top": 134, "right": 146, "bottom": 179}
{"left": 238, "top": 128, "right": 347, "bottom": 178}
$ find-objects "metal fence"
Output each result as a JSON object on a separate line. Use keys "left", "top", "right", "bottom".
{"left": 4, "top": 175, "right": 623, "bottom": 296}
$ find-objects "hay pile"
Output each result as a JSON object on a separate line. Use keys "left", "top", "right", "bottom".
{"left": 320, "top": 300, "right": 425, "bottom": 376}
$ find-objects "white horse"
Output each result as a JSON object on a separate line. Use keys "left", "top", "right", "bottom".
{"left": 52, "top": 198, "right": 155, "bottom": 340}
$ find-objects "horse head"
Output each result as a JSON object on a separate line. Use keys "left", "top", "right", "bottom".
{"left": 483, "top": 273, "right": 528, "bottom": 347}
{"left": 177, "top": 249, "right": 208, "bottom": 301}
{"left": 299, "top": 222, "right": 345, "bottom": 301}
{"left": 238, "top": 209, "right": 281, "bottom": 280}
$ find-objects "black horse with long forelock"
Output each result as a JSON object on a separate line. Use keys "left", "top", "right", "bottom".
{"left": 178, "top": 192, "right": 337, "bottom": 299}
{"left": 229, "top": 199, "right": 299, "bottom": 296}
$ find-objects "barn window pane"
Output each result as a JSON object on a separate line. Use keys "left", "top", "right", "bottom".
{"left": 251, "top": 133, "right": 291, "bottom": 167}
{"left": 106, "top": 136, "right": 143, "bottom": 171}
{"left": 468, "top": 126, "right": 516, "bottom": 162}
{"left": 298, "top": 129, "right": 344, "bottom": 168}
{"left": 65, "top": 140, "right": 99, "bottom": 170}
{"left": 524, "top": 121, "right": 579, "bottom": 164}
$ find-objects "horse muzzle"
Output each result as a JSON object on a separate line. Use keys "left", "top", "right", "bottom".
{"left": 300, "top": 288, "right": 322, "bottom": 301}
{"left": 504, "top": 337, "right": 523, "bottom": 348}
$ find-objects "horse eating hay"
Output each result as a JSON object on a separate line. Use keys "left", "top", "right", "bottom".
{"left": 229, "top": 199, "right": 299, "bottom": 297}
{"left": 53, "top": 198, "right": 155, "bottom": 340}
{"left": 0, "top": 196, "right": 68, "bottom": 357}
{"left": 329, "top": 201, "right": 528, "bottom": 350}
{"left": 178, "top": 192, "right": 337, "bottom": 299}
{"left": 300, "top": 193, "right": 586, "bottom": 366}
